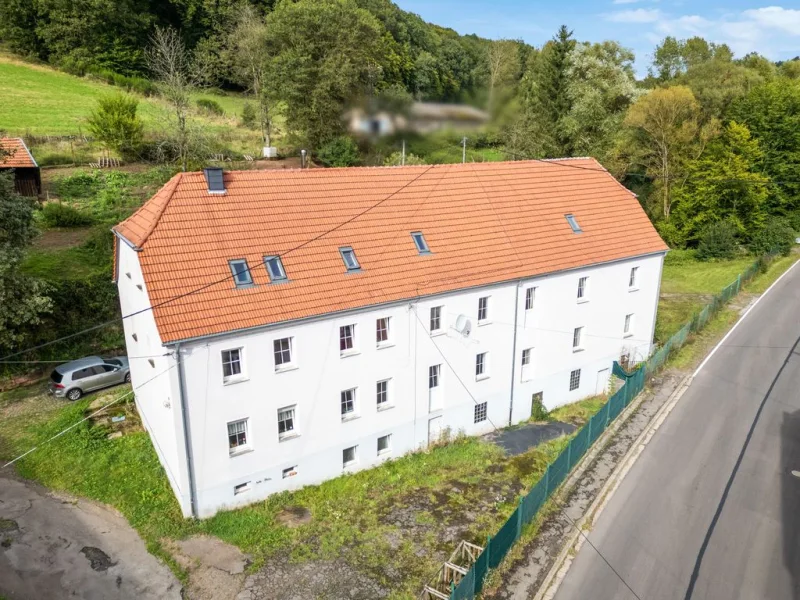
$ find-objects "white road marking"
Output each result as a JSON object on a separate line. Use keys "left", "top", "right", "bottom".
{"left": 693, "top": 259, "right": 800, "bottom": 377}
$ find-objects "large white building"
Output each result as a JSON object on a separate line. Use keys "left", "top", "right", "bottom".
{"left": 112, "top": 159, "right": 668, "bottom": 518}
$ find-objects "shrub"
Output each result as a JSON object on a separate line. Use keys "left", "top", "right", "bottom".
{"left": 383, "top": 151, "right": 427, "bottom": 166}
{"left": 240, "top": 103, "right": 257, "bottom": 129}
{"left": 655, "top": 220, "right": 686, "bottom": 249}
{"left": 317, "top": 136, "right": 361, "bottom": 167}
{"left": 40, "top": 203, "right": 94, "bottom": 228}
{"left": 749, "top": 217, "right": 795, "bottom": 257}
{"left": 196, "top": 98, "right": 224, "bottom": 116}
{"left": 55, "top": 171, "right": 102, "bottom": 199}
{"left": 663, "top": 248, "right": 698, "bottom": 265}
{"left": 86, "top": 94, "right": 144, "bottom": 159}
{"left": 696, "top": 221, "right": 739, "bottom": 261}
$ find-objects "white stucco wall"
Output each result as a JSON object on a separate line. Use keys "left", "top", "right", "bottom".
{"left": 167, "top": 251, "right": 664, "bottom": 517}
{"left": 115, "top": 239, "right": 192, "bottom": 516}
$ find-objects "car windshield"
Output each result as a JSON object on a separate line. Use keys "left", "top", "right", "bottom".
{"left": 50, "top": 370, "right": 63, "bottom": 383}
{"left": 105, "top": 358, "right": 122, "bottom": 366}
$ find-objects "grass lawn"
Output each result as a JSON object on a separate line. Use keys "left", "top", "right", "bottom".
{"left": 660, "top": 256, "right": 754, "bottom": 294}
{"left": 0, "top": 383, "right": 603, "bottom": 597}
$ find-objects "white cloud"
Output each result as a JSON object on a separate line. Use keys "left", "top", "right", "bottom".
{"left": 612, "top": 0, "right": 641, "bottom": 4}
{"left": 605, "top": 8, "right": 662, "bottom": 22}
{"left": 741, "top": 6, "right": 800, "bottom": 35}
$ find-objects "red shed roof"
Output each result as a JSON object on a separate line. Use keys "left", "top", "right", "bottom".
{"left": 0, "top": 138, "right": 37, "bottom": 168}
{"left": 114, "top": 159, "right": 668, "bottom": 344}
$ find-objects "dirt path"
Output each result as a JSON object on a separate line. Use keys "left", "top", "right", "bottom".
{"left": 0, "top": 474, "right": 181, "bottom": 600}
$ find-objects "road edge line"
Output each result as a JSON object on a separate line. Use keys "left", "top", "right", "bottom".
{"left": 536, "top": 375, "right": 692, "bottom": 600}
{"left": 693, "top": 258, "right": 800, "bottom": 377}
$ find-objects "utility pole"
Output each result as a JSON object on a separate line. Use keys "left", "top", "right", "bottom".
{"left": 462, "top": 137, "right": 467, "bottom": 163}
{"left": 401, "top": 139, "right": 406, "bottom": 166}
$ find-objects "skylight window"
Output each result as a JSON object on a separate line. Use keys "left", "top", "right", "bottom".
{"left": 339, "top": 247, "right": 361, "bottom": 271}
{"left": 565, "top": 214, "right": 582, "bottom": 233}
{"left": 411, "top": 231, "right": 430, "bottom": 254}
{"left": 229, "top": 259, "right": 253, "bottom": 287}
{"left": 264, "top": 255, "right": 287, "bottom": 282}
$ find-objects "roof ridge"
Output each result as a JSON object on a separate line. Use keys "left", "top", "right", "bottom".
{"left": 116, "top": 172, "right": 183, "bottom": 248}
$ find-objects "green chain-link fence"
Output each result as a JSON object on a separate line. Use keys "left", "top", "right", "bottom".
{"left": 449, "top": 256, "right": 770, "bottom": 600}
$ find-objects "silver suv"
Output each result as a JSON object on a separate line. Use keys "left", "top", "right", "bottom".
{"left": 48, "top": 356, "right": 131, "bottom": 401}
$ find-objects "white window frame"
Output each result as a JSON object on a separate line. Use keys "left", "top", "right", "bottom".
{"left": 340, "top": 387, "right": 358, "bottom": 420}
{"left": 264, "top": 255, "right": 287, "bottom": 282}
{"left": 376, "top": 379, "right": 391, "bottom": 409}
{"left": 339, "top": 247, "right": 361, "bottom": 271}
{"left": 376, "top": 317, "right": 392, "bottom": 348}
{"left": 521, "top": 348, "right": 533, "bottom": 382}
{"left": 569, "top": 369, "right": 581, "bottom": 391}
{"left": 629, "top": 266, "right": 639, "bottom": 290}
{"left": 227, "top": 419, "right": 250, "bottom": 456}
{"left": 339, "top": 324, "right": 357, "bottom": 356}
{"left": 525, "top": 287, "right": 536, "bottom": 311}
{"left": 234, "top": 482, "right": 251, "bottom": 495}
{"left": 429, "top": 364, "right": 440, "bottom": 389}
{"left": 343, "top": 445, "right": 358, "bottom": 468}
{"left": 411, "top": 231, "right": 430, "bottom": 254}
{"left": 282, "top": 466, "right": 298, "bottom": 479}
{"left": 477, "top": 296, "right": 490, "bottom": 324}
{"left": 565, "top": 214, "right": 582, "bottom": 233}
{"left": 474, "top": 402, "right": 488, "bottom": 423}
{"left": 624, "top": 313, "right": 634, "bottom": 337}
{"left": 273, "top": 337, "right": 295, "bottom": 371}
{"left": 430, "top": 305, "right": 444, "bottom": 334}
{"left": 475, "top": 352, "right": 489, "bottom": 380}
{"left": 577, "top": 276, "right": 589, "bottom": 302}
{"left": 277, "top": 405, "right": 297, "bottom": 441}
{"left": 572, "top": 326, "right": 584, "bottom": 352}
{"left": 377, "top": 434, "right": 392, "bottom": 455}
{"left": 222, "top": 348, "right": 245, "bottom": 384}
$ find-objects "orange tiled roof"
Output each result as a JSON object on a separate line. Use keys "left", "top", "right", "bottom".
{"left": 0, "top": 138, "right": 37, "bottom": 168}
{"left": 114, "top": 159, "right": 668, "bottom": 344}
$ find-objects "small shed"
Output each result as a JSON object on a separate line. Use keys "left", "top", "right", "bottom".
{"left": 0, "top": 138, "right": 41, "bottom": 196}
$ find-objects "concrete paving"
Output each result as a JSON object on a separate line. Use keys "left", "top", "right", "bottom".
{"left": 0, "top": 475, "right": 182, "bottom": 600}
{"left": 486, "top": 422, "right": 576, "bottom": 457}
{"left": 553, "top": 264, "right": 800, "bottom": 600}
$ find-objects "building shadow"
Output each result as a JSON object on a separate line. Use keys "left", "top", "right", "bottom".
{"left": 781, "top": 407, "right": 800, "bottom": 600}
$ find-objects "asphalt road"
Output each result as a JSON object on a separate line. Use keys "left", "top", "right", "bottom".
{"left": 554, "top": 263, "right": 800, "bottom": 600}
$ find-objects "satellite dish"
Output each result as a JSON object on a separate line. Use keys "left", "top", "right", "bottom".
{"left": 454, "top": 314, "right": 472, "bottom": 337}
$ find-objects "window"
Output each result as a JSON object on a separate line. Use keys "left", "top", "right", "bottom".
{"left": 573, "top": 327, "right": 583, "bottom": 351}
{"left": 525, "top": 287, "right": 536, "bottom": 310}
{"left": 282, "top": 466, "right": 297, "bottom": 479}
{"left": 273, "top": 337, "right": 293, "bottom": 369}
{"left": 476, "top": 352, "right": 488, "bottom": 379}
{"left": 411, "top": 231, "right": 430, "bottom": 254}
{"left": 430, "top": 306, "right": 443, "bottom": 333}
{"left": 478, "top": 296, "right": 489, "bottom": 322}
{"left": 521, "top": 348, "right": 531, "bottom": 366}
{"left": 474, "top": 402, "right": 488, "bottom": 423}
{"left": 376, "top": 317, "right": 391, "bottom": 346}
{"left": 577, "top": 276, "right": 588, "bottom": 301}
{"left": 277, "top": 406, "right": 296, "bottom": 439}
{"left": 222, "top": 348, "right": 243, "bottom": 382}
{"left": 228, "top": 419, "right": 248, "bottom": 454}
{"left": 624, "top": 313, "right": 634, "bottom": 336}
{"left": 377, "top": 434, "right": 391, "bottom": 455}
{"left": 429, "top": 364, "right": 440, "bottom": 389}
{"left": 376, "top": 379, "right": 390, "bottom": 407}
{"left": 264, "top": 255, "right": 287, "bottom": 282}
{"left": 629, "top": 267, "right": 638, "bottom": 289}
{"left": 234, "top": 482, "right": 250, "bottom": 495}
{"left": 229, "top": 259, "right": 253, "bottom": 287}
{"left": 339, "top": 247, "right": 361, "bottom": 271}
{"left": 566, "top": 214, "right": 582, "bottom": 233}
{"left": 569, "top": 369, "right": 581, "bottom": 391}
{"left": 341, "top": 388, "right": 357, "bottom": 418}
{"left": 340, "top": 324, "right": 356, "bottom": 354}
{"left": 343, "top": 445, "right": 358, "bottom": 467}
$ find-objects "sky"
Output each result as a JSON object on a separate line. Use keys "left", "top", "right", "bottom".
{"left": 393, "top": 1, "right": 800, "bottom": 76}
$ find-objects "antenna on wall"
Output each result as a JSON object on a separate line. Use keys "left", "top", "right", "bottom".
{"left": 453, "top": 314, "right": 472, "bottom": 338}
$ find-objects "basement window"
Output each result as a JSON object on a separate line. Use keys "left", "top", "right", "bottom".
{"left": 339, "top": 247, "right": 361, "bottom": 271}
{"left": 234, "top": 482, "right": 251, "bottom": 495}
{"left": 411, "top": 231, "right": 430, "bottom": 254}
{"left": 565, "top": 214, "right": 582, "bottom": 233}
{"left": 264, "top": 255, "right": 287, "bottom": 282}
{"left": 229, "top": 259, "right": 253, "bottom": 287}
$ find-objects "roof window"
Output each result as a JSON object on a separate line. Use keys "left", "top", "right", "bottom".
{"left": 565, "top": 214, "right": 582, "bottom": 234}
{"left": 411, "top": 231, "right": 430, "bottom": 254}
{"left": 229, "top": 259, "right": 253, "bottom": 287}
{"left": 204, "top": 167, "right": 225, "bottom": 194}
{"left": 339, "top": 247, "right": 361, "bottom": 272}
{"left": 264, "top": 255, "right": 287, "bottom": 282}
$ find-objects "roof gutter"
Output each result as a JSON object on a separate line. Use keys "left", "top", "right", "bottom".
{"left": 162, "top": 249, "right": 670, "bottom": 349}
{"left": 175, "top": 344, "right": 198, "bottom": 519}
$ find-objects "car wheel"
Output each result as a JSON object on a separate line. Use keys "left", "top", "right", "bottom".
{"left": 124, "top": 372, "right": 131, "bottom": 384}
{"left": 66, "top": 388, "right": 82, "bottom": 401}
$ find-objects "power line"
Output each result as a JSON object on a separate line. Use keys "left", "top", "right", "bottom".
{"left": 0, "top": 353, "right": 172, "bottom": 365}
{"left": 1, "top": 360, "right": 177, "bottom": 470}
